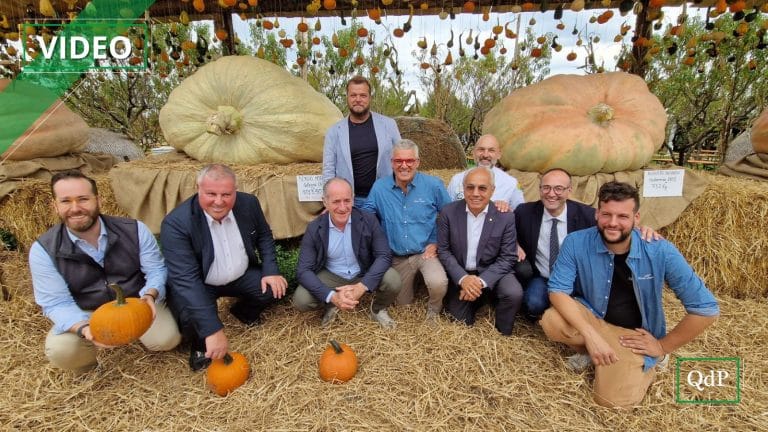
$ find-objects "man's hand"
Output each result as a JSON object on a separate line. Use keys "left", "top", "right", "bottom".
{"left": 330, "top": 288, "right": 360, "bottom": 311}
{"left": 141, "top": 293, "right": 157, "bottom": 319}
{"left": 262, "top": 275, "right": 288, "bottom": 299}
{"left": 493, "top": 200, "right": 510, "bottom": 213}
{"left": 205, "top": 329, "right": 229, "bottom": 360}
{"left": 80, "top": 325, "right": 116, "bottom": 349}
{"left": 583, "top": 329, "right": 619, "bottom": 366}
{"left": 422, "top": 243, "right": 438, "bottom": 260}
{"left": 517, "top": 244, "right": 527, "bottom": 262}
{"left": 637, "top": 225, "right": 663, "bottom": 242}
{"left": 620, "top": 328, "right": 666, "bottom": 358}
{"left": 459, "top": 275, "right": 484, "bottom": 301}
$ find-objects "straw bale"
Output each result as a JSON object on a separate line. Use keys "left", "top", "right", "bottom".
{"left": 395, "top": 117, "right": 467, "bottom": 171}
{"left": 660, "top": 172, "right": 768, "bottom": 300}
{"left": 0, "top": 251, "right": 765, "bottom": 430}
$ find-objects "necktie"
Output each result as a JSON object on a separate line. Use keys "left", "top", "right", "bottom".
{"left": 549, "top": 219, "right": 559, "bottom": 272}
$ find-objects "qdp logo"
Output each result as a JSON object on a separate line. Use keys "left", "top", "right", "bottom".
{"left": 21, "top": 20, "right": 148, "bottom": 74}
{"left": 675, "top": 357, "right": 741, "bottom": 404}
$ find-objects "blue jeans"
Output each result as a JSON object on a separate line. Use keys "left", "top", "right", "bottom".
{"left": 524, "top": 276, "right": 550, "bottom": 318}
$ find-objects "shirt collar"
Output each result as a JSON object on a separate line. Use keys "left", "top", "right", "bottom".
{"left": 390, "top": 172, "right": 418, "bottom": 190}
{"left": 328, "top": 212, "right": 352, "bottom": 232}
{"left": 204, "top": 209, "right": 235, "bottom": 227}
{"left": 65, "top": 216, "right": 107, "bottom": 244}
{"left": 465, "top": 204, "right": 490, "bottom": 217}
{"left": 543, "top": 205, "right": 567, "bottom": 223}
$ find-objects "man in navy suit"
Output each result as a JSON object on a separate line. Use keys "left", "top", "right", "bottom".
{"left": 514, "top": 168, "right": 595, "bottom": 320}
{"left": 293, "top": 178, "right": 400, "bottom": 328}
{"left": 161, "top": 164, "right": 287, "bottom": 371}
{"left": 322, "top": 76, "right": 401, "bottom": 208}
{"left": 438, "top": 167, "right": 523, "bottom": 335}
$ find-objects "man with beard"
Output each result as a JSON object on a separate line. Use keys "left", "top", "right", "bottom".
{"left": 29, "top": 171, "right": 180, "bottom": 373}
{"left": 541, "top": 181, "right": 719, "bottom": 408}
{"left": 447, "top": 134, "right": 525, "bottom": 210}
{"left": 323, "top": 75, "right": 401, "bottom": 208}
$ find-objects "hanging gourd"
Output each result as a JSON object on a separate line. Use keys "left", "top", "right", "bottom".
{"left": 483, "top": 73, "right": 667, "bottom": 175}
{"left": 463, "top": 2, "right": 476, "bottom": 13}
{"left": 444, "top": 50, "right": 453, "bottom": 65}
{"left": 193, "top": 0, "right": 205, "bottom": 13}
{"left": 403, "top": 4, "right": 414, "bottom": 32}
{"left": 206, "top": 352, "right": 250, "bottom": 396}
{"left": 649, "top": 0, "right": 665, "bottom": 8}
{"left": 319, "top": 340, "right": 358, "bottom": 383}
{"left": 89, "top": 283, "right": 153, "bottom": 346}
{"left": 357, "top": 27, "right": 368, "bottom": 38}
{"left": 571, "top": 0, "right": 585, "bottom": 12}
{"left": 158, "top": 56, "right": 342, "bottom": 164}
{"left": 323, "top": 0, "right": 336, "bottom": 10}
{"left": 368, "top": 8, "right": 381, "bottom": 21}
{"left": 522, "top": 2, "right": 536, "bottom": 12}
{"left": 298, "top": 20, "right": 309, "bottom": 33}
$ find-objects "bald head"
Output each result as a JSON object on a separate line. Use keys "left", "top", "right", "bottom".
{"left": 473, "top": 134, "right": 501, "bottom": 168}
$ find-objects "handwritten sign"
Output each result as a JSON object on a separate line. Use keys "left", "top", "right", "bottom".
{"left": 297, "top": 175, "right": 324, "bottom": 202}
{"left": 643, "top": 169, "right": 685, "bottom": 197}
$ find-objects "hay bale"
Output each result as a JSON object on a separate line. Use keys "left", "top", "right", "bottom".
{"left": 725, "top": 131, "right": 754, "bottom": 163}
{"left": 661, "top": 172, "right": 768, "bottom": 300}
{"left": 395, "top": 116, "right": 467, "bottom": 170}
{"left": 0, "top": 250, "right": 765, "bottom": 430}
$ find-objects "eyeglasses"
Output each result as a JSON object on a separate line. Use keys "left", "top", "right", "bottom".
{"left": 392, "top": 158, "right": 418, "bottom": 167}
{"left": 540, "top": 185, "right": 570, "bottom": 195}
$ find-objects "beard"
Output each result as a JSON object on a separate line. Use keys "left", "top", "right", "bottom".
{"left": 598, "top": 224, "right": 633, "bottom": 245}
{"left": 349, "top": 104, "right": 370, "bottom": 118}
{"left": 61, "top": 207, "right": 100, "bottom": 234}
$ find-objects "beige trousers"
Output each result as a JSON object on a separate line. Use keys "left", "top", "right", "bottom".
{"left": 392, "top": 255, "right": 448, "bottom": 314}
{"left": 44, "top": 302, "right": 181, "bottom": 373}
{"left": 541, "top": 303, "right": 657, "bottom": 408}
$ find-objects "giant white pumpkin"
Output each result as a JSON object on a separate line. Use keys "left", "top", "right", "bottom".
{"left": 483, "top": 72, "right": 667, "bottom": 175}
{"left": 159, "top": 56, "right": 343, "bottom": 164}
{"left": 751, "top": 108, "right": 768, "bottom": 154}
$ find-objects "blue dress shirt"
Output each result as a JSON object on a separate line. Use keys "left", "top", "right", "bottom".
{"left": 362, "top": 172, "right": 451, "bottom": 256}
{"left": 548, "top": 227, "right": 720, "bottom": 371}
{"left": 29, "top": 218, "right": 167, "bottom": 334}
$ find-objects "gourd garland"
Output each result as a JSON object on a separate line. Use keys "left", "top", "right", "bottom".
{"left": 318, "top": 340, "right": 358, "bottom": 383}
{"left": 159, "top": 56, "right": 342, "bottom": 164}
{"left": 206, "top": 352, "right": 250, "bottom": 396}
{"left": 89, "top": 283, "right": 153, "bottom": 346}
{"left": 483, "top": 72, "right": 667, "bottom": 175}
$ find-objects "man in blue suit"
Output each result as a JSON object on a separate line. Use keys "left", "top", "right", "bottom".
{"left": 322, "top": 76, "right": 401, "bottom": 208}
{"left": 438, "top": 167, "right": 523, "bottom": 335}
{"left": 161, "top": 164, "right": 287, "bottom": 371}
{"left": 293, "top": 178, "right": 401, "bottom": 328}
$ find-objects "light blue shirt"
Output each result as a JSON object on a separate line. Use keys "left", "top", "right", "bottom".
{"left": 324, "top": 214, "right": 361, "bottom": 303}
{"left": 362, "top": 172, "right": 451, "bottom": 256}
{"left": 29, "top": 217, "right": 167, "bottom": 334}
{"left": 548, "top": 227, "right": 719, "bottom": 371}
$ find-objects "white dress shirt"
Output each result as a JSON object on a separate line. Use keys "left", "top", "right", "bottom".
{"left": 204, "top": 210, "right": 249, "bottom": 286}
{"left": 465, "top": 204, "right": 489, "bottom": 271}
{"left": 535, "top": 206, "right": 568, "bottom": 279}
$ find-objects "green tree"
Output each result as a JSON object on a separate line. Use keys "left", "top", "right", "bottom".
{"left": 643, "top": 13, "right": 767, "bottom": 164}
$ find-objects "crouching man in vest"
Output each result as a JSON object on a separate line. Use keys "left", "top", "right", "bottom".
{"left": 29, "top": 171, "right": 181, "bottom": 373}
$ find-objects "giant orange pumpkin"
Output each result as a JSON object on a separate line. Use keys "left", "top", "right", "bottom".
{"left": 751, "top": 108, "right": 768, "bottom": 154}
{"left": 207, "top": 352, "right": 250, "bottom": 396}
{"left": 89, "top": 283, "right": 153, "bottom": 346}
{"left": 319, "top": 340, "right": 358, "bottom": 383}
{"left": 483, "top": 72, "right": 667, "bottom": 175}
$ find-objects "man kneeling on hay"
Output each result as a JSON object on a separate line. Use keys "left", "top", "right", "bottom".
{"left": 29, "top": 171, "right": 181, "bottom": 373}
{"left": 542, "top": 181, "right": 719, "bottom": 408}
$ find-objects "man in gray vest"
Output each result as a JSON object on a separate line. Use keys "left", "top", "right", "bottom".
{"left": 29, "top": 171, "right": 180, "bottom": 373}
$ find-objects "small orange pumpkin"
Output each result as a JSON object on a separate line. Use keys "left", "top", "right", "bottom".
{"left": 323, "top": 0, "right": 336, "bottom": 10}
{"left": 89, "top": 283, "right": 152, "bottom": 346}
{"left": 319, "top": 340, "right": 358, "bottom": 383}
{"left": 368, "top": 8, "right": 381, "bottom": 21}
{"left": 463, "top": 1, "right": 476, "bottom": 13}
{"left": 297, "top": 22, "right": 309, "bottom": 33}
{"left": 207, "top": 352, "right": 250, "bottom": 396}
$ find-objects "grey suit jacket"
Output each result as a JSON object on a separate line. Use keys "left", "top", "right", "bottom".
{"left": 437, "top": 200, "right": 518, "bottom": 290}
{"left": 321, "top": 111, "right": 401, "bottom": 195}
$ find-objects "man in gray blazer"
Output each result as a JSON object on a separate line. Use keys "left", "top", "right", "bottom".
{"left": 322, "top": 76, "right": 401, "bottom": 208}
{"left": 437, "top": 167, "right": 523, "bottom": 335}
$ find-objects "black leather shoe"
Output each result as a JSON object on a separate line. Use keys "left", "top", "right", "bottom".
{"left": 189, "top": 349, "right": 211, "bottom": 372}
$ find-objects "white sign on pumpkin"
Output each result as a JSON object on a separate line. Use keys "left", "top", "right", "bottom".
{"left": 642, "top": 169, "right": 685, "bottom": 197}
{"left": 297, "top": 175, "right": 324, "bottom": 202}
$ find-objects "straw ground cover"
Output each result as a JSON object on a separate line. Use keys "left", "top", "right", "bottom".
{"left": 0, "top": 249, "right": 765, "bottom": 431}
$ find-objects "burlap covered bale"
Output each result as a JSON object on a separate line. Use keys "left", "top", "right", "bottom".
{"left": 725, "top": 130, "right": 754, "bottom": 163}
{"left": 395, "top": 116, "right": 467, "bottom": 170}
{"left": 751, "top": 107, "right": 768, "bottom": 153}
{"left": 0, "top": 79, "right": 89, "bottom": 161}
{"left": 0, "top": 153, "right": 116, "bottom": 199}
{"left": 0, "top": 249, "right": 765, "bottom": 430}
{"left": 84, "top": 128, "right": 145, "bottom": 162}
{"left": 718, "top": 153, "right": 768, "bottom": 182}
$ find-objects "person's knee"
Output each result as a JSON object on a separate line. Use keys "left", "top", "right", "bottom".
{"left": 593, "top": 389, "right": 644, "bottom": 409}
{"left": 45, "top": 333, "right": 97, "bottom": 372}
{"left": 379, "top": 268, "right": 402, "bottom": 294}
{"left": 291, "top": 286, "right": 318, "bottom": 312}
{"left": 143, "top": 330, "right": 181, "bottom": 352}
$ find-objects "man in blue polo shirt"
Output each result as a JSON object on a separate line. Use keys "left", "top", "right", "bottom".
{"left": 362, "top": 139, "right": 452, "bottom": 321}
{"left": 542, "top": 181, "right": 719, "bottom": 408}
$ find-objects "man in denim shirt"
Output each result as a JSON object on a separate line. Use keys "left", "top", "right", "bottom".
{"left": 362, "top": 139, "right": 452, "bottom": 321}
{"left": 542, "top": 181, "right": 719, "bottom": 408}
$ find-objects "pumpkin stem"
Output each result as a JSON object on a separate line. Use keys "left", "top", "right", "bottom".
{"left": 206, "top": 106, "right": 243, "bottom": 136}
{"left": 107, "top": 283, "right": 126, "bottom": 306}
{"left": 587, "top": 102, "right": 615, "bottom": 125}
{"left": 329, "top": 340, "right": 344, "bottom": 354}
{"left": 223, "top": 353, "right": 234, "bottom": 365}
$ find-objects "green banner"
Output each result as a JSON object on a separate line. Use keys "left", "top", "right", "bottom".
{"left": 0, "top": 0, "right": 156, "bottom": 156}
